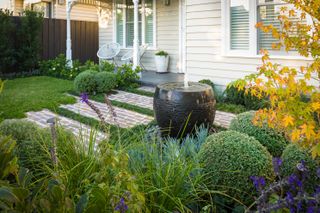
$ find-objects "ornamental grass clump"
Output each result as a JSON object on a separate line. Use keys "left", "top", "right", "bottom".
{"left": 199, "top": 130, "right": 274, "bottom": 205}
{"left": 229, "top": 111, "right": 288, "bottom": 157}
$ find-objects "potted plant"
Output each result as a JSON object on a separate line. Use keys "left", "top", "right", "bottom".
{"left": 154, "top": 50, "right": 169, "bottom": 73}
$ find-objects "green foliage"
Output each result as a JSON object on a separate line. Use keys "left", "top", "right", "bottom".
{"left": 155, "top": 50, "right": 168, "bottom": 56}
{"left": 116, "top": 64, "right": 141, "bottom": 88}
{"left": 100, "top": 61, "right": 115, "bottom": 72}
{"left": 16, "top": 10, "right": 43, "bottom": 72}
{"left": 0, "top": 76, "right": 75, "bottom": 120}
{"left": 216, "top": 103, "right": 247, "bottom": 114}
{"left": 199, "top": 79, "right": 215, "bottom": 90}
{"left": 80, "top": 60, "right": 115, "bottom": 73}
{"left": 0, "top": 135, "right": 18, "bottom": 180}
{"left": 199, "top": 130, "right": 274, "bottom": 204}
{"left": 281, "top": 144, "right": 320, "bottom": 191}
{"left": 0, "top": 9, "right": 15, "bottom": 73}
{"left": 39, "top": 54, "right": 82, "bottom": 80}
{"left": 95, "top": 72, "right": 117, "bottom": 93}
{"left": 229, "top": 111, "right": 288, "bottom": 157}
{"left": 74, "top": 70, "right": 98, "bottom": 94}
{"left": 225, "top": 84, "right": 269, "bottom": 110}
{"left": 0, "top": 119, "right": 40, "bottom": 142}
{"left": 0, "top": 79, "right": 4, "bottom": 93}
{"left": 128, "top": 127, "right": 208, "bottom": 212}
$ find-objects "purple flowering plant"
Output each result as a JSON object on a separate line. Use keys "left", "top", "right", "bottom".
{"left": 248, "top": 159, "right": 320, "bottom": 212}
{"left": 114, "top": 197, "right": 128, "bottom": 213}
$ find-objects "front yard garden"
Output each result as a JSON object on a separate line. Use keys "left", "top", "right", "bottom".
{"left": 1, "top": 1, "right": 320, "bottom": 212}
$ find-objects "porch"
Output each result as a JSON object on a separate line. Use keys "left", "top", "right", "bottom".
{"left": 139, "top": 71, "right": 184, "bottom": 86}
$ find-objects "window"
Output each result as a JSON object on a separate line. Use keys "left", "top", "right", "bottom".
{"left": 223, "top": 0, "right": 309, "bottom": 56}
{"left": 115, "top": 0, "right": 155, "bottom": 48}
{"left": 31, "top": 2, "right": 52, "bottom": 18}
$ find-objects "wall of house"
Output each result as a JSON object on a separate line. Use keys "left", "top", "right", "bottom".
{"left": 14, "top": 0, "right": 24, "bottom": 15}
{"left": 53, "top": 1, "right": 98, "bottom": 21}
{"left": 185, "top": 0, "right": 311, "bottom": 88}
{"left": 98, "top": 0, "right": 181, "bottom": 73}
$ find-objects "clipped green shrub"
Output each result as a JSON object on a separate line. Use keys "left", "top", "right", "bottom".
{"left": 281, "top": 144, "right": 320, "bottom": 191}
{"left": 199, "top": 130, "right": 274, "bottom": 204}
{"left": 229, "top": 111, "right": 287, "bottom": 157}
{"left": 0, "top": 119, "right": 40, "bottom": 142}
{"left": 74, "top": 70, "right": 98, "bottom": 94}
{"left": 95, "top": 72, "right": 117, "bottom": 93}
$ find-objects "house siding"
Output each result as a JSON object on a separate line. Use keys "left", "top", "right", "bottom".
{"left": 14, "top": 0, "right": 24, "bottom": 15}
{"left": 185, "top": 0, "right": 310, "bottom": 87}
{"left": 100, "top": 0, "right": 181, "bottom": 73}
{"left": 54, "top": 2, "right": 98, "bottom": 21}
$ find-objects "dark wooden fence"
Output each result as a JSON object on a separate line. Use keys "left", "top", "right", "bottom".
{"left": 41, "top": 18, "right": 99, "bottom": 63}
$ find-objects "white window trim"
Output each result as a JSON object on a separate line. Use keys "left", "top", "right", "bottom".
{"left": 221, "top": 0, "right": 313, "bottom": 60}
{"left": 113, "top": 0, "right": 157, "bottom": 50}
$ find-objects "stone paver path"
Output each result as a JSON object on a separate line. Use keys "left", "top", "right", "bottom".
{"left": 138, "top": 86, "right": 156, "bottom": 93}
{"left": 26, "top": 109, "right": 107, "bottom": 143}
{"left": 109, "top": 90, "right": 153, "bottom": 110}
{"left": 61, "top": 97, "right": 153, "bottom": 128}
{"left": 215, "top": 111, "right": 236, "bottom": 128}
{"left": 110, "top": 87, "right": 236, "bottom": 128}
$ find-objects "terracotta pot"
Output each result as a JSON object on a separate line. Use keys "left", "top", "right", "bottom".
{"left": 153, "top": 82, "right": 216, "bottom": 138}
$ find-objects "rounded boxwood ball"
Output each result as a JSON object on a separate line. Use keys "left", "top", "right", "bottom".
{"left": 74, "top": 70, "right": 98, "bottom": 94}
{"left": 229, "top": 111, "right": 287, "bottom": 157}
{"left": 281, "top": 144, "right": 319, "bottom": 191}
{"left": 199, "top": 130, "right": 274, "bottom": 204}
{"left": 95, "top": 72, "right": 117, "bottom": 93}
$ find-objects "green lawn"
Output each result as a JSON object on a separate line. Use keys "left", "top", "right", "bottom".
{"left": 0, "top": 76, "right": 76, "bottom": 119}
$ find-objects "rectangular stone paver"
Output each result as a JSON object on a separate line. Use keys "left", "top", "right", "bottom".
{"left": 26, "top": 109, "right": 107, "bottom": 144}
{"left": 108, "top": 90, "right": 153, "bottom": 110}
{"left": 214, "top": 111, "right": 236, "bottom": 128}
{"left": 138, "top": 86, "right": 156, "bottom": 93}
{"left": 61, "top": 97, "right": 154, "bottom": 128}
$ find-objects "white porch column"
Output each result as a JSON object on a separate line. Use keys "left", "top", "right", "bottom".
{"left": 66, "top": 0, "right": 75, "bottom": 68}
{"left": 132, "top": 0, "right": 140, "bottom": 74}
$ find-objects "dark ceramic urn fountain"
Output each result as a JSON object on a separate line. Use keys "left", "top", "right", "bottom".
{"left": 153, "top": 82, "right": 216, "bottom": 138}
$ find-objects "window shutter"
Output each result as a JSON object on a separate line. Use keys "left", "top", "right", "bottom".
{"left": 116, "top": 0, "right": 124, "bottom": 46}
{"left": 230, "top": 0, "right": 250, "bottom": 50}
{"left": 258, "top": 3, "right": 307, "bottom": 52}
{"left": 144, "top": 0, "right": 153, "bottom": 45}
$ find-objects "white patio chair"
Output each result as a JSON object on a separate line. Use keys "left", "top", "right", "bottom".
{"left": 120, "top": 44, "right": 149, "bottom": 71}
{"left": 97, "top": 42, "right": 121, "bottom": 66}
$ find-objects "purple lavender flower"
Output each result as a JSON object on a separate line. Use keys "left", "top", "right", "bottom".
{"left": 80, "top": 93, "right": 89, "bottom": 103}
{"left": 114, "top": 198, "right": 128, "bottom": 213}
{"left": 273, "top": 157, "right": 283, "bottom": 175}
{"left": 288, "top": 174, "right": 302, "bottom": 188}
{"left": 250, "top": 176, "right": 266, "bottom": 191}
{"left": 296, "top": 160, "right": 308, "bottom": 172}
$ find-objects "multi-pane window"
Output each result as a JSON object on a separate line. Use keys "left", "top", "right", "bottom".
{"left": 32, "top": 2, "right": 52, "bottom": 18}
{"left": 115, "top": 0, "right": 154, "bottom": 48}
{"left": 225, "top": 0, "right": 309, "bottom": 55}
